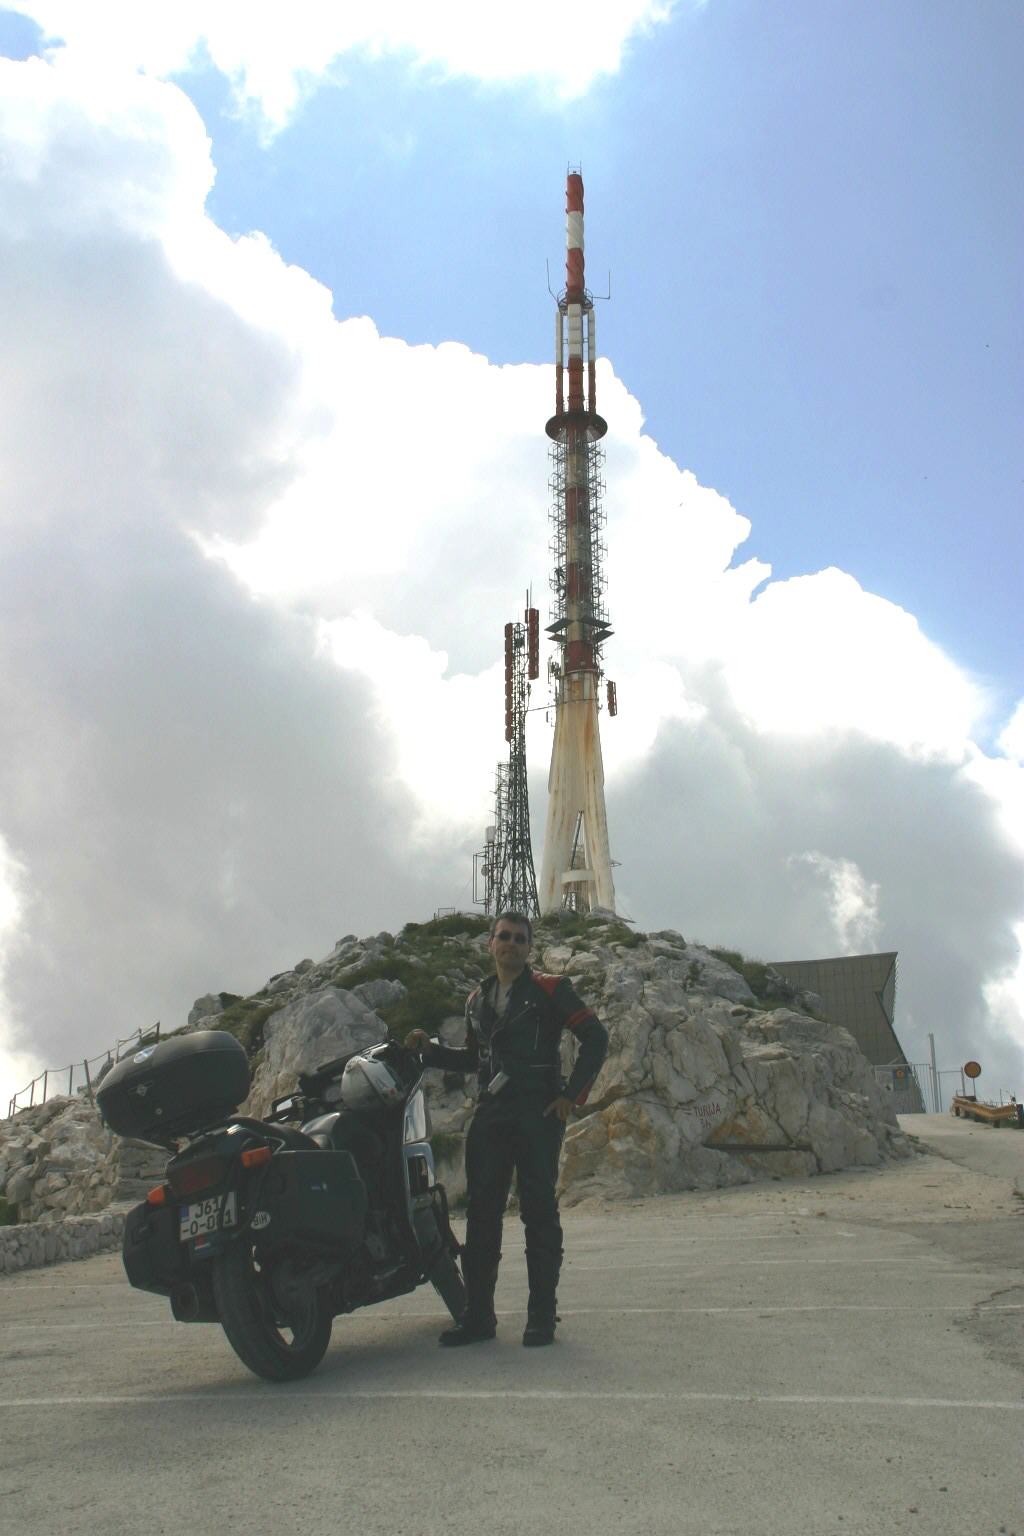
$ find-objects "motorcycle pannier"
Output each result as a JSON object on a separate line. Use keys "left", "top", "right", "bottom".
{"left": 254, "top": 1150, "right": 368, "bottom": 1253}
{"left": 96, "top": 1030, "right": 251, "bottom": 1145}
{"left": 122, "top": 1199, "right": 190, "bottom": 1295}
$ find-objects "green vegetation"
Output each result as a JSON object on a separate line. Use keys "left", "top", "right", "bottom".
{"left": 709, "top": 948, "right": 773, "bottom": 1000}
{"left": 379, "top": 973, "right": 464, "bottom": 1037}
{"left": 402, "top": 914, "right": 490, "bottom": 941}
{"left": 214, "top": 997, "right": 284, "bottom": 1055}
{"left": 330, "top": 955, "right": 464, "bottom": 1038}
{"left": 601, "top": 922, "right": 644, "bottom": 949}
{"left": 536, "top": 912, "right": 589, "bottom": 942}
{"left": 533, "top": 914, "right": 643, "bottom": 949}
{"left": 0, "top": 1196, "right": 18, "bottom": 1227}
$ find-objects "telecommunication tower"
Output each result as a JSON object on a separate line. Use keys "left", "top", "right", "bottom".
{"left": 473, "top": 606, "right": 541, "bottom": 916}
{"left": 539, "top": 170, "right": 617, "bottom": 914}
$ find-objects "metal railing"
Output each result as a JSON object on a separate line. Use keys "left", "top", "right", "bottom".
{"left": 4, "top": 1023, "right": 161, "bottom": 1120}
{"left": 873, "top": 1060, "right": 990, "bottom": 1115}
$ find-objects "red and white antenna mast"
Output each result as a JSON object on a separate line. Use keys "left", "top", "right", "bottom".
{"left": 539, "top": 170, "right": 616, "bottom": 914}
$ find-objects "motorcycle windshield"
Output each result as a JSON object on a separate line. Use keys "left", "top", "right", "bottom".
{"left": 403, "top": 1089, "right": 428, "bottom": 1145}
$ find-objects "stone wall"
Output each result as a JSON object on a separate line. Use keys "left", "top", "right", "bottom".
{"left": 0, "top": 1203, "right": 132, "bottom": 1274}
{"left": 0, "top": 1096, "right": 166, "bottom": 1275}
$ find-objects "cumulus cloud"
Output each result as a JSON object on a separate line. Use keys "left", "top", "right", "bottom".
{"left": 608, "top": 703, "right": 1024, "bottom": 1087}
{"left": 7, "top": 0, "right": 678, "bottom": 128}
{"left": 0, "top": 59, "right": 458, "bottom": 1105}
{"left": 787, "top": 852, "right": 882, "bottom": 955}
{"left": 0, "top": 52, "right": 1022, "bottom": 1114}
{"left": 998, "top": 700, "right": 1024, "bottom": 764}
{"left": 0, "top": 838, "right": 36, "bottom": 1111}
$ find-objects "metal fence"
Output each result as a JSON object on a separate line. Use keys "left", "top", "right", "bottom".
{"left": 873, "top": 1060, "right": 982, "bottom": 1115}
{"left": 874, "top": 1061, "right": 930, "bottom": 1114}
{"left": 4, "top": 1023, "right": 162, "bottom": 1120}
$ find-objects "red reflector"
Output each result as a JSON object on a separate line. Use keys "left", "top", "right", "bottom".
{"left": 169, "top": 1156, "right": 226, "bottom": 1198}
{"left": 146, "top": 1185, "right": 168, "bottom": 1207}
{"left": 241, "top": 1146, "right": 272, "bottom": 1169}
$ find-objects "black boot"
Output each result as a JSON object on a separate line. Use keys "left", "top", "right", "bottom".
{"left": 523, "top": 1245, "right": 561, "bottom": 1347}
{"left": 439, "top": 1317, "right": 496, "bottom": 1346}
{"left": 522, "top": 1310, "right": 557, "bottom": 1347}
{"left": 439, "top": 1250, "right": 499, "bottom": 1347}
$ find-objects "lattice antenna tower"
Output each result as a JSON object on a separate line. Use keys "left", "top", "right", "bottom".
{"left": 539, "top": 169, "right": 618, "bottom": 914}
{"left": 473, "top": 605, "right": 541, "bottom": 916}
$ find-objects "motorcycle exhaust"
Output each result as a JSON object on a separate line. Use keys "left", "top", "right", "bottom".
{"left": 171, "top": 1280, "right": 219, "bottom": 1324}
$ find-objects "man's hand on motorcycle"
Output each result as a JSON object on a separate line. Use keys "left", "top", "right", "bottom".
{"left": 405, "top": 1029, "right": 431, "bottom": 1052}
{"left": 544, "top": 1095, "right": 575, "bottom": 1122}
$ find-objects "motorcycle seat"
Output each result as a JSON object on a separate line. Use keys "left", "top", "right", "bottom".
{"left": 273, "top": 1124, "right": 321, "bottom": 1151}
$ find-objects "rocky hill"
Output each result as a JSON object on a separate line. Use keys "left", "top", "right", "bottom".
{"left": 1, "top": 910, "right": 912, "bottom": 1271}
{"left": 194, "top": 910, "right": 913, "bottom": 1201}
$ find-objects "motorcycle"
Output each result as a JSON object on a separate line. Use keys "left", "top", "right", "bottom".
{"left": 96, "top": 1029, "right": 466, "bottom": 1382}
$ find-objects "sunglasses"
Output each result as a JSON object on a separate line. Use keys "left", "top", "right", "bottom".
{"left": 494, "top": 931, "right": 530, "bottom": 944}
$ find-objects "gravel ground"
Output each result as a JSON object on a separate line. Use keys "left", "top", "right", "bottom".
{"left": 0, "top": 1112, "right": 1021, "bottom": 1536}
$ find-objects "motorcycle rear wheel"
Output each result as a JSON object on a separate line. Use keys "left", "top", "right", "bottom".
{"left": 212, "top": 1244, "right": 332, "bottom": 1382}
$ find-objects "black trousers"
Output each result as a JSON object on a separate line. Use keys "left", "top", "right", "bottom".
{"left": 462, "top": 1086, "right": 565, "bottom": 1319}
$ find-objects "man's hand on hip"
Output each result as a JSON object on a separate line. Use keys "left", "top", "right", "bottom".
{"left": 544, "top": 1095, "right": 575, "bottom": 1122}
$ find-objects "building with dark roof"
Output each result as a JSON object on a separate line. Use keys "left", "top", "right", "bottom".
{"left": 767, "top": 951, "right": 925, "bottom": 1113}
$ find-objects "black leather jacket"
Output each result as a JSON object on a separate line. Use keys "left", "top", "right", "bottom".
{"left": 421, "top": 965, "right": 608, "bottom": 1106}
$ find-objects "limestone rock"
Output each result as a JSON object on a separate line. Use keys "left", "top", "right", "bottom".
{"left": 5, "top": 1165, "right": 34, "bottom": 1205}
{"left": 566, "top": 951, "right": 603, "bottom": 978}
{"left": 188, "top": 993, "right": 223, "bottom": 1027}
{"left": 247, "top": 986, "right": 383, "bottom": 1115}
{"left": 676, "top": 945, "right": 757, "bottom": 1004}
{"left": 550, "top": 944, "right": 909, "bottom": 1205}
{"left": 351, "top": 978, "right": 408, "bottom": 1013}
{"left": 541, "top": 945, "right": 574, "bottom": 974}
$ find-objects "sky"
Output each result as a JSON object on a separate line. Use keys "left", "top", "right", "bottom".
{"left": 0, "top": 1, "right": 1021, "bottom": 1114}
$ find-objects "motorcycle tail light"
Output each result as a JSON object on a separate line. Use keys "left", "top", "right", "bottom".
{"left": 168, "top": 1156, "right": 226, "bottom": 1198}
{"left": 241, "top": 1146, "right": 272, "bottom": 1169}
{"left": 146, "top": 1184, "right": 170, "bottom": 1207}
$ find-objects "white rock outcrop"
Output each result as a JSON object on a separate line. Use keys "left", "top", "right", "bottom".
{"left": 0, "top": 1096, "right": 118, "bottom": 1223}
{"left": 555, "top": 928, "right": 910, "bottom": 1201}
{"left": 247, "top": 986, "right": 384, "bottom": 1113}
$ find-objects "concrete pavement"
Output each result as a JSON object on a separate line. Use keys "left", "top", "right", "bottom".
{"left": 0, "top": 1114, "right": 1021, "bottom": 1536}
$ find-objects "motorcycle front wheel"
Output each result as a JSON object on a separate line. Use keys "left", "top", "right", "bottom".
{"left": 212, "top": 1243, "right": 332, "bottom": 1382}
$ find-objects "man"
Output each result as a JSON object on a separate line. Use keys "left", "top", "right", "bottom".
{"left": 406, "top": 911, "right": 608, "bottom": 1348}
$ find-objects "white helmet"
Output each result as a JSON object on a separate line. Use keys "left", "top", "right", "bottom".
{"left": 340, "top": 1053, "right": 404, "bottom": 1109}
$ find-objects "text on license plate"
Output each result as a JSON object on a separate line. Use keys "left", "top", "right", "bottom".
{"left": 179, "top": 1191, "right": 237, "bottom": 1241}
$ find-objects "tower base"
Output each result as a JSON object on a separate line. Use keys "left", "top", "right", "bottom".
{"left": 539, "top": 673, "right": 615, "bottom": 915}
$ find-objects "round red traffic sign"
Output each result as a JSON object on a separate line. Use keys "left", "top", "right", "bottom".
{"left": 963, "top": 1060, "right": 982, "bottom": 1079}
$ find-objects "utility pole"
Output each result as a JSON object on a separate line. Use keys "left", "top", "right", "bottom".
{"left": 928, "top": 1032, "right": 940, "bottom": 1113}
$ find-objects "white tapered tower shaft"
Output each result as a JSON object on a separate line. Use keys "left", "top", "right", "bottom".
{"left": 539, "top": 171, "right": 616, "bottom": 915}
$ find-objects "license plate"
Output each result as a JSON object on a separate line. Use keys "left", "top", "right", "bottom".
{"left": 179, "top": 1191, "right": 237, "bottom": 1242}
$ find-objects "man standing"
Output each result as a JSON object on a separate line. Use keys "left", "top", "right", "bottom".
{"left": 407, "top": 911, "right": 608, "bottom": 1348}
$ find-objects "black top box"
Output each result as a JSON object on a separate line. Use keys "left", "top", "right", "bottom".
{"left": 97, "top": 1030, "right": 251, "bottom": 1146}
